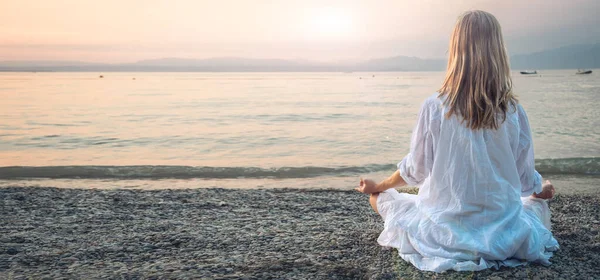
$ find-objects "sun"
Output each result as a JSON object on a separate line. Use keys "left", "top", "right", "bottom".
{"left": 309, "top": 7, "right": 353, "bottom": 38}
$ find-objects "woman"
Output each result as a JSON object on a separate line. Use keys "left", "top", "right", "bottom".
{"left": 356, "top": 10, "right": 559, "bottom": 272}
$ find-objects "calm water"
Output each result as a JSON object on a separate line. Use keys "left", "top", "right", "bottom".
{"left": 0, "top": 71, "right": 598, "bottom": 191}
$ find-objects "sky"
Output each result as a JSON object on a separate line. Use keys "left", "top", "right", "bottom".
{"left": 1, "top": 0, "right": 599, "bottom": 63}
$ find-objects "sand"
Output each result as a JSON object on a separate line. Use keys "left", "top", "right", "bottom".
{"left": 1, "top": 187, "right": 599, "bottom": 279}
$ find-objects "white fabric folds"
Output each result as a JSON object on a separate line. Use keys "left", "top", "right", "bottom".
{"left": 377, "top": 94, "right": 559, "bottom": 272}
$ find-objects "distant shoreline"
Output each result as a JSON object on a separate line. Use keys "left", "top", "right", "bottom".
{"left": 0, "top": 68, "right": 595, "bottom": 73}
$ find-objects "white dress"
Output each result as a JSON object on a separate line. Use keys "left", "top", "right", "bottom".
{"left": 377, "top": 94, "right": 559, "bottom": 272}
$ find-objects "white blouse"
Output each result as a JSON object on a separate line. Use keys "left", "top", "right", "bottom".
{"left": 377, "top": 94, "right": 559, "bottom": 272}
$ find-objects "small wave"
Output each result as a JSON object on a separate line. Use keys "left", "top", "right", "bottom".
{"left": 0, "top": 157, "right": 597, "bottom": 180}
{"left": 0, "top": 164, "right": 394, "bottom": 180}
{"left": 534, "top": 157, "right": 600, "bottom": 175}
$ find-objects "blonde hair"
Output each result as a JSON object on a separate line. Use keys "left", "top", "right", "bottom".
{"left": 438, "top": 10, "right": 517, "bottom": 130}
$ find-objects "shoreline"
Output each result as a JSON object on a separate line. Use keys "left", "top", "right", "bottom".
{"left": 1, "top": 173, "right": 598, "bottom": 194}
{"left": 1, "top": 187, "right": 599, "bottom": 279}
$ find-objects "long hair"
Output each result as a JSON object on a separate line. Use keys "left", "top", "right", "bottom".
{"left": 438, "top": 10, "right": 517, "bottom": 130}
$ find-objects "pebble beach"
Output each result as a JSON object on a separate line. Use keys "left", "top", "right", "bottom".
{"left": 1, "top": 186, "right": 599, "bottom": 279}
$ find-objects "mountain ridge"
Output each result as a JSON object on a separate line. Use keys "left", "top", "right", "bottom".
{"left": 1, "top": 43, "right": 598, "bottom": 72}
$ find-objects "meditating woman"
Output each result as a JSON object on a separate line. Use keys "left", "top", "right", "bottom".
{"left": 355, "top": 10, "right": 559, "bottom": 272}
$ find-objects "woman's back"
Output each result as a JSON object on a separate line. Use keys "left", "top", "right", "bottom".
{"left": 422, "top": 95, "right": 522, "bottom": 218}
{"left": 376, "top": 95, "right": 558, "bottom": 271}
{"left": 401, "top": 95, "right": 541, "bottom": 259}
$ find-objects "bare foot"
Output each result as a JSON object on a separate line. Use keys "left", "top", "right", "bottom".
{"left": 532, "top": 180, "right": 555, "bottom": 199}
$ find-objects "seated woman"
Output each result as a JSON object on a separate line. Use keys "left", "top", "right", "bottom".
{"left": 355, "top": 10, "right": 559, "bottom": 272}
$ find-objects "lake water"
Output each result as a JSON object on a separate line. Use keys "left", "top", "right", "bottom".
{"left": 0, "top": 71, "right": 598, "bottom": 192}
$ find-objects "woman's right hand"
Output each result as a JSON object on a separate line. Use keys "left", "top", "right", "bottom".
{"left": 533, "top": 180, "right": 555, "bottom": 199}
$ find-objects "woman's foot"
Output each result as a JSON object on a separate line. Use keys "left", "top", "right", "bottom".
{"left": 532, "top": 180, "right": 555, "bottom": 199}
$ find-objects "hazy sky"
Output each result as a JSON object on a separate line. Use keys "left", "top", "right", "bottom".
{"left": 1, "top": 0, "right": 599, "bottom": 63}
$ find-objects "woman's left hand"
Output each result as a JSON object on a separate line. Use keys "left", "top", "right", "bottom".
{"left": 355, "top": 178, "right": 379, "bottom": 194}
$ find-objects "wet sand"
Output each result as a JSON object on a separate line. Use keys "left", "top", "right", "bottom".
{"left": 1, "top": 187, "right": 599, "bottom": 279}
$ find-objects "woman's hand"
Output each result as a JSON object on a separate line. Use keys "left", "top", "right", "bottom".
{"left": 355, "top": 178, "right": 379, "bottom": 194}
{"left": 533, "top": 180, "right": 555, "bottom": 199}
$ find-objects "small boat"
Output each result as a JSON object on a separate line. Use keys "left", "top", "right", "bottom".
{"left": 576, "top": 69, "right": 592, "bottom": 75}
{"left": 520, "top": 70, "right": 537, "bottom": 75}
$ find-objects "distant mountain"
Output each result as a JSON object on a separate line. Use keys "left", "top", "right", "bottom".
{"left": 0, "top": 56, "right": 443, "bottom": 72}
{"left": 134, "top": 57, "right": 301, "bottom": 67}
{"left": 510, "top": 43, "right": 600, "bottom": 70}
{"left": 0, "top": 60, "right": 104, "bottom": 69}
{"left": 0, "top": 60, "right": 102, "bottom": 67}
{"left": 128, "top": 57, "right": 344, "bottom": 71}
{"left": 355, "top": 56, "right": 445, "bottom": 71}
{"left": 0, "top": 43, "right": 598, "bottom": 72}
{"left": 0, "top": 60, "right": 108, "bottom": 72}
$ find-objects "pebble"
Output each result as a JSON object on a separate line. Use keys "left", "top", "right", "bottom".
{"left": 6, "top": 248, "right": 18, "bottom": 255}
{"left": 0, "top": 187, "right": 598, "bottom": 279}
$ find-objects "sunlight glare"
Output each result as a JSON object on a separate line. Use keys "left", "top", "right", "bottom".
{"left": 310, "top": 7, "right": 353, "bottom": 39}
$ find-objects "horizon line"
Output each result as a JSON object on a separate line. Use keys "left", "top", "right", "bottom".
{"left": 1, "top": 41, "right": 597, "bottom": 65}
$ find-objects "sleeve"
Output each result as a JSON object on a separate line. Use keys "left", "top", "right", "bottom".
{"left": 516, "top": 105, "right": 543, "bottom": 197}
{"left": 397, "top": 99, "right": 435, "bottom": 186}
